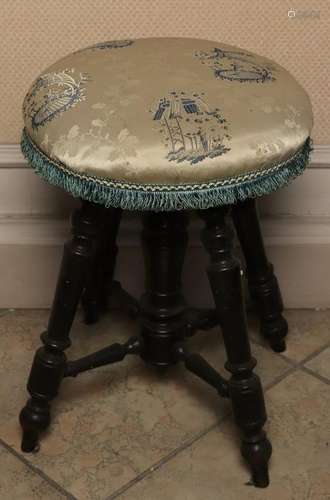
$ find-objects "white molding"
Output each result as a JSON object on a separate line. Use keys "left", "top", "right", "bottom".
{"left": 1, "top": 213, "right": 330, "bottom": 247}
{"left": 0, "top": 145, "right": 27, "bottom": 167}
{"left": 0, "top": 143, "right": 329, "bottom": 168}
{"left": 1, "top": 215, "right": 330, "bottom": 308}
{"left": 0, "top": 142, "right": 329, "bottom": 308}
{"left": 311, "top": 144, "right": 330, "bottom": 166}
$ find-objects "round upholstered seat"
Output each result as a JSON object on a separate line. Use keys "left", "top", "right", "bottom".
{"left": 21, "top": 37, "right": 313, "bottom": 210}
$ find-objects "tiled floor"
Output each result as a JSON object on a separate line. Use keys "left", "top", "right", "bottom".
{"left": 0, "top": 308, "right": 329, "bottom": 500}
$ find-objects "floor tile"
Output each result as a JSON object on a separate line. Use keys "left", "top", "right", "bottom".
{"left": 0, "top": 309, "right": 290, "bottom": 500}
{"left": 120, "top": 370, "right": 330, "bottom": 500}
{"left": 248, "top": 309, "right": 330, "bottom": 363}
{"left": 0, "top": 443, "right": 66, "bottom": 500}
{"left": 305, "top": 346, "right": 330, "bottom": 381}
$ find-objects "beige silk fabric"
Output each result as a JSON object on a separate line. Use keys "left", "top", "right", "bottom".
{"left": 23, "top": 37, "right": 313, "bottom": 186}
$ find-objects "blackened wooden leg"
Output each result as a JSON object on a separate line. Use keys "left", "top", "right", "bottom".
{"left": 19, "top": 201, "right": 103, "bottom": 452}
{"left": 140, "top": 212, "right": 188, "bottom": 367}
{"left": 232, "top": 199, "right": 288, "bottom": 352}
{"left": 200, "top": 207, "right": 272, "bottom": 488}
{"left": 81, "top": 207, "right": 122, "bottom": 324}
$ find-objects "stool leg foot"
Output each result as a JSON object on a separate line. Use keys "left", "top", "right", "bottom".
{"left": 21, "top": 430, "right": 40, "bottom": 453}
{"left": 19, "top": 201, "right": 102, "bottom": 451}
{"left": 19, "top": 397, "right": 50, "bottom": 452}
{"left": 241, "top": 433, "right": 272, "bottom": 488}
{"left": 232, "top": 199, "right": 288, "bottom": 352}
{"left": 261, "top": 315, "right": 288, "bottom": 353}
{"left": 200, "top": 206, "right": 272, "bottom": 487}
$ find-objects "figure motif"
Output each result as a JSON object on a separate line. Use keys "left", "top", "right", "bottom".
{"left": 151, "top": 91, "right": 231, "bottom": 164}
{"left": 195, "top": 48, "right": 275, "bottom": 83}
{"left": 24, "top": 69, "right": 90, "bottom": 129}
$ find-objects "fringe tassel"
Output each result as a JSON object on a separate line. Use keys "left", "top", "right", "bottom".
{"left": 21, "top": 129, "right": 313, "bottom": 212}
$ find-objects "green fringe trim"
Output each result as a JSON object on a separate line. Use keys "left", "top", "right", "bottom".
{"left": 21, "top": 128, "right": 313, "bottom": 211}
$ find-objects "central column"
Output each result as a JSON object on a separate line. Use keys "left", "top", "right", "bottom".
{"left": 140, "top": 211, "right": 189, "bottom": 366}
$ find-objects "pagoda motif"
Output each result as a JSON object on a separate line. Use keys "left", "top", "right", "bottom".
{"left": 151, "top": 91, "right": 231, "bottom": 165}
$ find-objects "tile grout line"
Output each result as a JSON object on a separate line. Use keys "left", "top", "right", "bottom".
{"left": 0, "top": 363, "right": 303, "bottom": 500}
{"left": 106, "top": 419, "right": 226, "bottom": 500}
{"left": 107, "top": 363, "right": 300, "bottom": 499}
{"left": 109, "top": 342, "right": 330, "bottom": 499}
{"left": 251, "top": 337, "right": 330, "bottom": 369}
{"left": 263, "top": 364, "right": 297, "bottom": 391}
{"left": 300, "top": 365, "right": 330, "bottom": 385}
{"left": 252, "top": 338, "right": 330, "bottom": 387}
{"left": 1, "top": 322, "right": 328, "bottom": 499}
{"left": 0, "top": 438, "right": 78, "bottom": 500}
{"left": 280, "top": 340, "right": 330, "bottom": 368}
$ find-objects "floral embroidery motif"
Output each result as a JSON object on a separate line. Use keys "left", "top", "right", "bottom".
{"left": 49, "top": 105, "right": 139, "bottom": 169}
{"left": 195, "top": 48, "right": 275, "bottom": 83}
{"left": 24, "top": 69, "right": 90, "bottom": 129}
{"left": 150, "top": 91, "right": 231, "bottom": 165}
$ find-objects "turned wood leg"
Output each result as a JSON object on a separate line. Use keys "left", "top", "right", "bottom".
{"left": 200, "top": 206, "right": 272, "bottom": 488}
{"left": 19, "top": 201, "right": 103, "bottom": 452}
{"left": 140, "top": 212, "right": 189, "bottom": 366}
{"left": 232, "top": 199, "right": 288, "bottom": 352}
{"left": 81, "top": 207, "right": 122, "bottom": 324}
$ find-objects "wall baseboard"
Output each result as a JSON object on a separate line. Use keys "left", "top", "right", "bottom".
{"left": 0, "top": 144, "right": 329, "bottom": 220}
{"left": 0, "top": 143, "right": 329, "bottom": 308}
{"left": 1, "top": 215, "right": 330, "bottom": 309}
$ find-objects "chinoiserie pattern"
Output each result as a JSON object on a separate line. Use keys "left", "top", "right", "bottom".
{"left": 194, "top": 48, "right": 276, "bottom": 83}
{"left": 23, "top": 69, "right": 91, "bottom": 130}
{"left": 18, "top": 37, "right": 313, "bottom": 490}
{"left": 151, "top": 91, "right": 231, "bottom": 164}
{"left": 21, "top": 37, "right": 312, "bottom": 211}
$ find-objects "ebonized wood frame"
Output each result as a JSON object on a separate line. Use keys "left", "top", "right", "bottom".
{"left": 19, "top": 199, "right": 287, "bottom": 488}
